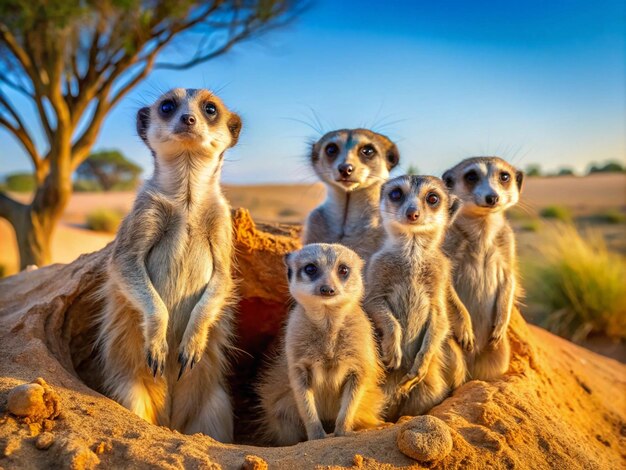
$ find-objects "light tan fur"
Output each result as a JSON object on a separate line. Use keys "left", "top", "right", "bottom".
{"left": 96, "top": 88, "right": 242, "bottom": 442}
{"left": 364, "top": 175, "right": 468, "bottom": 421}
{"left": 304, "top": 129, "right": 400, "bottom": 262}
{"left": 442, "top": 157, "right": 524, "bottom": 381}
{"left": 257, "top": 244, "right": 385, "bottom": 446}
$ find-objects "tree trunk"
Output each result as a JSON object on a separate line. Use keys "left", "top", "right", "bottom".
{"left": 13, "top": 206, "right": 54, "bottom": 268}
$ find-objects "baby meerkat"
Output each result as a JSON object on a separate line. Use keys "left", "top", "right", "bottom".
{"left": 257, "top": 244, "right": 385, "bottom": 446}
{"left": 364, "top": 175, "right": 468, "bottom": 421}
{"left": 442, "top": 157, "right": 524, "bottom": 381}
{"left": 304, "top": 129, "right": 400, "bottom": 261}
{"left": 96, "top": 88, "right": 242, "bottom": 442}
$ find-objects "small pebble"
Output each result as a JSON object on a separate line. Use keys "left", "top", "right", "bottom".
{"left": 35, "top": 432, "right": 55, "bottom": 450}
{"left": 396, "top": 415, "right": 453, "bottom": 462}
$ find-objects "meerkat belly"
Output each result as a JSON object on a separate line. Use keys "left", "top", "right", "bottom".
{"left": 456, "top": 253, "right": 503, "bottom": 349}
{"left": 389, "top": 281, "right": 431, "bottom": 366}
{"left": 311, "top": 354, "right": 355, "bottom": 421}
{"left": 146, "top": 218, "right": 213, "bottom": 338}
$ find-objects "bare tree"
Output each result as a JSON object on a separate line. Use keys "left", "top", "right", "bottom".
{"left": 0, "top": 0, "right": 300, "bottom": 268}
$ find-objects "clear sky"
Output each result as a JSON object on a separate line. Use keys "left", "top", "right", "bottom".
{"left": 1, "top": 0, "right": 624, "bottom": 183}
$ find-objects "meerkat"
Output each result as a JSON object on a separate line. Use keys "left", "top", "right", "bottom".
{"left": 442, "top": 157, "right": 524, "bottom": 381}
{"left": 257, "top": 243, "right": 385, "bottom": 446}
{"left": 364, "top": 175, "right": 469, "bottom": 421}
{"left": 96, "top": 88, "right": 242, "bottom": 442}
{"left": 304, "top": 129, "right": 400, "bottom": 261}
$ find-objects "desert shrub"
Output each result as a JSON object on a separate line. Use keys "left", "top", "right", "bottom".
{"left": 588, "top": 161, "right": 625, "bottom": 174}
{"left": 73, "top": 179, "right": 102, "bottom": 192}
{"left": 540, "top": 205, "right": 572, "bottom": 222}
{"left": 520, "top": 219, "right": 541, "bottom": 232}
{"left": 525, "top": 224, "right": 626, "bottom": 341}
{"left": 5, "top": 172, "right": 35, "bottom": 192}
{"left": 86, "top": 209, "right": 124, "bottom": 233}
{"left": 278, "top": 208, "right": 300, "bottom": 217}
{"left": 595, "top": 209, "right": 626, "bottom": 224}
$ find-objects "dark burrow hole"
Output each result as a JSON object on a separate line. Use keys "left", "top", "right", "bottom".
{"left": 65, "top": 284, "right": 288, "bottom": 446}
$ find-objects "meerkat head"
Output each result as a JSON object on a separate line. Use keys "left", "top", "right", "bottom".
{"left": 442, "top": 157, "right": 523, "bottom": 217}
{"left": 136, "top": 88, "right": 242, "bottom": 159}
{"left": 284, "top": 243, "right": 364, "bottom": 311}
{"left": 310, "top": 129, "right": 399, "bottom": 192}
{"left": 380, "top": 175, "right": 461, "bottom": 238}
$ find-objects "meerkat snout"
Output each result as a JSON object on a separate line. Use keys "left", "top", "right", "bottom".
{"left": 380, "top": 175, "right": 461, "bottom": 236}
{"left": 284, "top": 244, "right": 363, "bottom": 308}
{"left": 442, "top": 157, "right": 523, "bottom": 216}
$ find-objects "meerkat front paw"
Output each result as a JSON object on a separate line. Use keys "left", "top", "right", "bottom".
{"left": 456, "top": 325, "right": 475, "bottom": 352}
{"left": 145, "top": 338, "right": 168, "bottom": 378}
{"left": 333, "top": 426, "right": 354, "bottom": 437}
{"left": 177, "top": 329, "right": 209, "bottom": 380}
{"left": 381, "top": 332, "right": 403, "bottom": 370}
{"left": 489, "top": 326, "right": 506, "bottom": 347}
{"left": 397, "top": 357, "right": 429, "bottom": 396}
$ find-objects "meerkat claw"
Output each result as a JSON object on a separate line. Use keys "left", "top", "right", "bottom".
{"left": 177, "top": 352, "right": 189, "bottom": 380}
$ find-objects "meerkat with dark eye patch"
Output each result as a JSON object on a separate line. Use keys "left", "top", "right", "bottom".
{"left": 304, "top": 129, "right": 400, "bottom": 262}
{"left": 442, "top": 157, "right": 524, "bottom": 381}
{"left": 257, "top": 243, "right": 385, "bottom": 446}
{"left": 363, "top": 175, "right": 469, "bottom": 421}
{"left": 96, "top": 88, "right": 242, "bottom": 442}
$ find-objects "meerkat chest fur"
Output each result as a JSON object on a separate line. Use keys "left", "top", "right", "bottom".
{"left": 143, "top": 154, "right": 230, "bottom": 337}
{"left": 380, "top": 241, "right": 446, "bottom": 357}
{"left": 286, "top": 305, "right": 368, "bottom": 393}
{"left": 324, "top": 183, "right": 383, "bottom": 242}
{"left": 448, "top": 214, "right": 512, "bottom": 346}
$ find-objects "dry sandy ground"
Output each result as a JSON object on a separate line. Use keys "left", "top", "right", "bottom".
{"left": 1, "top": 173, "right": 624, "bottom": 277}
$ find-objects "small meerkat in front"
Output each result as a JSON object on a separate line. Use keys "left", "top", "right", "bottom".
{"left": 96, "top": 88, "right": 242, "bottom": 442}
{"left": 364, "top": 175, "right": 469, "bottom": 421}
{"left": 257, "top": 244, "right": 385, "bottom": 446}
{"left": 442, "top": 157, "right": 524, "bottom": 381}
{"left": 304, "top": 129, "right": 400, "bottom": 261}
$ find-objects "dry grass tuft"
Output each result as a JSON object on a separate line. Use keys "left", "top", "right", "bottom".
{"left": 524, "top": 223, "right": 626, "bottom": 341}
{"left": 85, "top": 209, "right": 124, "bottom": 233}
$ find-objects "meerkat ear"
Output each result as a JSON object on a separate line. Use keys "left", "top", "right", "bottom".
{"left": 515, "top": 170, "right": 524, "bottom": 192}
{"left": 136, "top": 107, "right": 150, "bottom": 144}
{"left": 386, "top": 145, "right": 400, "bottom": 170}
{"left": 448, "top": 195, "right": 462, "bottom": 222}
{"left": 227, "top": 113, "right": 242, "bottom": 147}
{"left": 283, "top": 253, "right": 293, "bottom": 281}
{"left": 442, "top": 170, "right": 455, "bottom": 189}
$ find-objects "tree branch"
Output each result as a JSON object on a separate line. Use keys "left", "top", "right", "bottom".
{"left": 0, "top": 190, "right": 27, "bottom": 224}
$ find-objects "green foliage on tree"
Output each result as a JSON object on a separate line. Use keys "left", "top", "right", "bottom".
{"left": 0, "top": 0, "right": 300, "bottom": 268}
{"left": 588, "top": 161, "right": 625, "bottom": 174}
{"left": 406, "top": 164, "right": 419, "bottom": 175}
{"left": 5, "top": 172, "right": 35, "bottom": 192}
{"left": 76, "top": 150, "right": 142, "bottom": 191}
{"left": 525, "top": 164, "right": 542, "bottom": 177}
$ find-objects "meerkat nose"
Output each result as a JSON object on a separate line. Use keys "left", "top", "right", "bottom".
{"left": 338, "top": 163, "right": 353, "bottom": 177}
{"left": 405, "top": 207, "right": 420, "bottom": 222}
{"left": 180, "top": 114, "right": 196, "bottom": 126}
{"left": 319, "top": 285, "right": 336, "bottom": 296}
{"left": 485, "top": 194, "right": 499, "bottom": 206}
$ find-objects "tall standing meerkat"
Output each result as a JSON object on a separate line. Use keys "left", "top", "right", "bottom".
{"left": 257, "top": 244, "right": 385, "bottom": 446}
{"left": 364, "top": 175, "right": 469, "bottom": 421}
{"left": 96, "top": 88, "right": 242, "bottom": 442}
{"left": 442, "top": 157, "right": 523, "bottom": 381}
{"left": 304, "top": 129, "right": 400, "bottom": 261}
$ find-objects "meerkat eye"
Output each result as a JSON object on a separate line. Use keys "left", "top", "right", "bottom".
{"left": 160, "top": 100, "right": 176, "bottom": 115}
{"left": 303, "top": 264, "right": 318, "bottom": 276}
{"left": 205, "top": 102, "right": 217, "bottom": 116}
{"left": 337, "top": 264, "right": 350, "bottom": 278}
{"left": 464, "top": 171, "right": 478, "bottom": 183}
{"left": 389, "top": 188, "right": 403, "bottom": 202}
{"left": 325, "top": 143, "right": 339, "bottom": 158}
{"left": 360, "top": 145, "right": 376, "bottom": 158}
{"left": 426, "top": 192, "right": 440, "bottom": 206}
{"left": 500, "top": 172, "right": 511, "bottom": 182}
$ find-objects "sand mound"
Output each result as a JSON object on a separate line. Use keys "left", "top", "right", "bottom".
{"left": 0, "top": 209, "right": 624, "bottom": 469}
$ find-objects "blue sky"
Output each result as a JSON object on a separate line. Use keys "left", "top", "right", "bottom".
{"left": 1, "top": 0, "right": 624, "bottom": 183}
